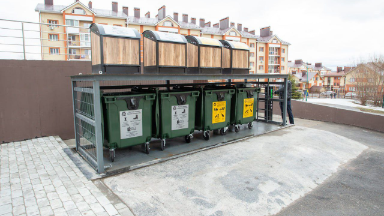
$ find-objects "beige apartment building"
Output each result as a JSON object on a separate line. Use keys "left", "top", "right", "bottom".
{"left": 35, "top": 0, "right": 290, "bottom": 74}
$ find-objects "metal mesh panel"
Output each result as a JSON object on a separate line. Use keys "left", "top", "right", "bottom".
{"left": 73, "top": 81, "right": 98, "bottom": 169}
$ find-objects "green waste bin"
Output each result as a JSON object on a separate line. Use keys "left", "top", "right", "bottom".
{"left": 230, "top": 87, "right": 260, "bottom": 132}
{"left": 102, "top": 92, "right": 156, "bottom": 161}
{"left": 195, "top": 87, "right": 235, "bottom": 140}
{"left": 132, "top": 87, "right": 200, "bottom": 150}
{"left": 158, "top": 90, "right": 200, "bottom": 149}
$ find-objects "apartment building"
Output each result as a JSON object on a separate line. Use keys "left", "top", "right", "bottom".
{"left": 35, "top": 0, "right": 290, "bottom": 74}
{"left": 323, "top": 72, "right": 346, "bottom": 92}
{"left": 288, "top": 59, "right": 331, "bottom": 77}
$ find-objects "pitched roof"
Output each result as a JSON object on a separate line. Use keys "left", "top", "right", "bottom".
{"left": 323, "top": 72, "right": 346, "bottom": 77}
{"left": 293, "top": 71, "right": 318, "bottom": 81}
{"left": 35, "top": 3, "right": 127, "bottom": 19}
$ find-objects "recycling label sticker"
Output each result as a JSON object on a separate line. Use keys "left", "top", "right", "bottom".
{"left": 171, "top": 105, "right": 189, "bottom": 130}
{"left": 212, "top": 101, "right": 226, "bottom": 124}
{"left": 120, "top": 109, "right": 143, "bottom": 139}
{"left": 243, "top": 98, "right": 254, "bottom": 118}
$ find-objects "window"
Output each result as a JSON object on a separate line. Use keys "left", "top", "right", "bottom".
{"left": 80, "top": 33, "right": 90, "bottom": 46}
{"left": 84, "top": 50, "right": 91, "bottom": 56}
{"left": 163, "top": 21, "right": 173, "bottom": 27}
{"left": 250, "top": 52, "right": 254, "bottom": 57}
{"left": 250, "top": 71, "right": 254, "bottom": 74}
{"left": 282, "top": 49, "right": 285, "bottom": 53}
{"left": 282, "top": 57, "right": 285, "bottom": 62}
{"left": 66, "top": 19, "right": 79, "bottom": 27}
{"left": 349, "top": 87, "right": 356, "bottom": 92}
{"left": 50, "top": 48, "right": 59, "bottom": 55}
{"left": 259, "top": 47, "right": 264, "bottom": 52}
{"left": 338, "top": 77, "right": 340, "bottom": 80}
{"left": 83, "top": 23, "right": 91, "bottom": 28}
{"left": 259, "top": 65, "right": 264, "bottom": 70}
{"left": 272, "top": 39, "right": 278, "bottom": 43}
{"left": 350, "top": 78, "right": 355, "bottom": 82}
{"left": 281, "top": 66, "right": 285, "bottom": 70}
{"left": 69, "top": 49, "right": 77, "bottom": 55}
{"left": 250, "top": 43, "right": 255, "bottom": 48}
{"left": 48, "top": 20, "right": 58, "bottom": 28}
{"left": 292, "top": 71, "right": 296, "bottom": 74}
{"left": 72, "top": 7, "right": 86, "bottom": 15}
{"left": 250, "top": 62, "right": 254, "bottom": 67}
{"left": 48, "top": 34, "right": 58, "bottom": 41}
{"left": 259, "top": 56, "right": 264, "bottom": 61}
{"left": 113, "top": 24, "right": 122, "bottom": 27}
{"left": 229, "top": 31, "right": 237, "bottom": 36}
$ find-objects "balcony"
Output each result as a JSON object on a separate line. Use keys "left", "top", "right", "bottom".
{"left": 69, "top": 54, "right": 91, "bottom": 61}
{"left": 269, "top": 51, "right": 279, "bottom": 56}
{"left": 67, "top": 27, "right": 79, "bottom": 34}
{"left": 268, "top": 61, "right": 280, "bottom": 65}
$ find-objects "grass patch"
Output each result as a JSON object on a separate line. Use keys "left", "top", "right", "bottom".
{"left": 358, "top": 107, "right": 384, "bottom": 115}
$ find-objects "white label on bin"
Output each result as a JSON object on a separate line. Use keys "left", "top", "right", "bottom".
{"left": 171, "top": 105, "right": 189, "bottom": 130}
{"left": 120, "top": 110, "right": 143, "bottom": 139}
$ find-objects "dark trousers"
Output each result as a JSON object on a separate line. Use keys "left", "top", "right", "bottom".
{"left": 279, "top": 99, "right": 294, "bottom": 124}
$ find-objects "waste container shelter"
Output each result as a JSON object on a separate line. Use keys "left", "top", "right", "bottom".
{"left": 90, "top": 24, "right": 141, "bottom": 74}
{"left": 143, "top": 30, "right": 188, "bottom": 74}
{"left": 186, "top": 36, "right": 223, "bottom": 74}
{"left": 220, "top": 40, "right": 250, "bottom": 74}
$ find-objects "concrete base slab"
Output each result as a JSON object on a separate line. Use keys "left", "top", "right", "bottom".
{"left": 102, "top": 121, "right": 283, "bottom": 175}
{"left": 103, "top": 126, "right": 367, "bottom": 216}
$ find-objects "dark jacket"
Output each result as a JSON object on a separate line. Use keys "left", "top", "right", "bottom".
{"left": 275, "top": 80, "right": 292, "bottom": 99}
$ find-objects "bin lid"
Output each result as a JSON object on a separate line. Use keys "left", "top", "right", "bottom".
{"left": 186, "top": 36, "right": 222, "bottom": 47}
{"left": 220, "top": 40, "right": 250, "bottom": 50}
{"left": 143, "top": 30, "right": 187, "bottom": 44}
{"left": 90, "top": 24, "right": 141, "bottom": 39}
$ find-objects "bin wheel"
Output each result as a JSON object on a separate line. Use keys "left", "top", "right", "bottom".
{"left": 235, "top": 125, "right": 240, "bottom": 133}
{"left": 248, "top": 122, "right": 253, "bottom": 129}
{"left": 160, "top": 139, "right": 166, "bottom": 151}
{"left": 203, "top": 131, "right": 210, "bottom": 140}
{"left": 144, "top": 143, "right": 150, "bottom": 154}
{"left": 109, "top": 149, "right": 115, "bottom": 162}
{"left": 220, "top": 128, "right": 227, "bottom": 135}
{"left": 185, "top": 135, "right": 191, "bottom": 143}
{"left": 213, "top": 129, "right": 219, "bottom": 135}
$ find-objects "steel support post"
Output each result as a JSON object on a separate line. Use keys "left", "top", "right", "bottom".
{"left": 71, "top": 80, "right": 79, "bottom": 151}
{"left": 93, "top": 81, "right": 105, "bottom": 173}
{"left": 282, "top": 78, "right": 288, "bottom": 126}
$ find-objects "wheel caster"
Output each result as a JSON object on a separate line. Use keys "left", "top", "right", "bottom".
{"left": 220, "top": 128, "right": 227, "bottom": 135}
{"left": 109, "top": 149, "right": 115, "bottom": 162}
{"left": 185, "top": 134, "right": 192, "bottom": 143}
{"left": 144, "top": 142, "right": 150, "bottom": 154}
{"left": 203, "top": 131, "right": 210, "bottom": 140}
{"left": 160, "top": 139, "right": 166, "bottom": 151}
{"left": 234, "top": 125, "right": 240, "bottom": 133}
{"left": 213, "top": 129, "right": 219, "bottom": 135}
{"left": 248, "top": 122, "right": 253, "bottom": 129}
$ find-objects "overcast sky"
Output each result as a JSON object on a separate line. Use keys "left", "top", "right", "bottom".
{"left": 1, "top": 0, "right": 383, "bottom": 70}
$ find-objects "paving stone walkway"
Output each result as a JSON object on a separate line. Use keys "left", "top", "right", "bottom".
{"left": 0, "top": 136, "right": 132, "bottom": 216}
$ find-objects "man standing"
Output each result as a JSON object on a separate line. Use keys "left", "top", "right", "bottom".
{"left": 275, "top": 81, "right": 294, "bottom": 125}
